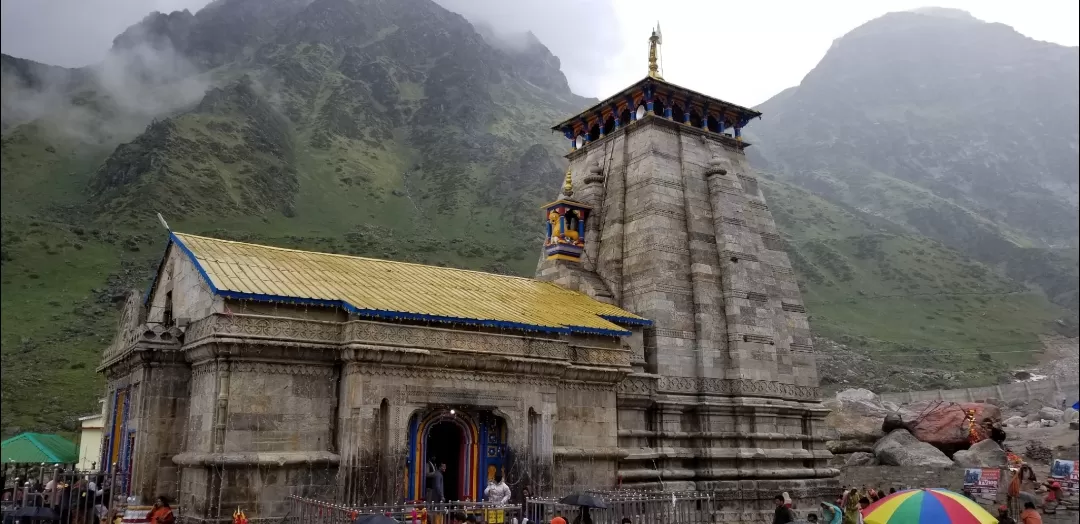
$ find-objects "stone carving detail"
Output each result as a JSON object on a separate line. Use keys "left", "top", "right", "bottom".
{"left": 405, "top": 386, "right": 518, "bottom": 406}
{"left": 185, "top": 314, "right": 340, "bottom": 344}
{"left": 230, "top": 362, "right": 335, "bottom": 377}
{"left": 719, "top": 250, "right": 759, "bottom": 263}
{"left": 190, "top": 362, "right": 220, "bottom": 378}
{"left": 781, "top": 302, "right": 806, "bottom": 313}
{"left": 746, "top": 200, "right": 769, "bottom": 210}
{"left": 615, "top": 376, "right": 656, "bottom": 395}
{"left": 571, "top": 346, "right": 631, "bottom": 367}
{"left": 790, "top": 342, "right": 814, "bottom": 352}
{"left": 745, "top": 292, "right": 768, "bottom": 302}
{"left": 346, "top": 322, "right": 567, "bottom": 360}
{"left": 720, "top": 217, "right": 746, "bottom": 227}
{"left": 742, "top": 334, "right": 774, "bottom": 345}
{"left": 352, "top": 364, "right": 558, "bottom": 388}
{"left": 615, "top": 376, "right": 818, "bottom": 400}
{"left": 654, "top": 329, "right": 695, "bottom": 340}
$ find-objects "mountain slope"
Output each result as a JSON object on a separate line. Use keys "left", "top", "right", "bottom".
{"left": 0, "top": 2, "right": 1074, "bottom": 435}
{"left": 747, "top": 9, "right": 1079, "bottom": 315}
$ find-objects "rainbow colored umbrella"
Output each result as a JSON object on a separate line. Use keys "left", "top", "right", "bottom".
{"left": 862, "top": 488, "right": 998, "bottom": 524}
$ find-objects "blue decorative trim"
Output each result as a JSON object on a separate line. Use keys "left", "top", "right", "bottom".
{"left": 600, "top": 314, "right": 654, "bottom": 327}
{"left": 169, "top": 234, "right": 635, "bottom": 337}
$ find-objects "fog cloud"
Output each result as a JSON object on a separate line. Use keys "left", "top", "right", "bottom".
{"left": 1, "top": 0, "right": 213, "bottom": 67}
{"left": 433, "top": 0, "right": 624, "bottom": 96}
{"left": 3, "top": 39, "right": 211, "bottom": 143}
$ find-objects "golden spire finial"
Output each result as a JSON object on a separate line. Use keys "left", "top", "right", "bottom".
{"left": 562, "top": 169, "right": 574, "bottom": 197}
{"left": 648, "top": 23, "right": 663, "bottom": 80}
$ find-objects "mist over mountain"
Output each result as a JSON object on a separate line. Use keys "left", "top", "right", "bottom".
{"left": 1, "top": 1, "right": 1076, "bottom": 436}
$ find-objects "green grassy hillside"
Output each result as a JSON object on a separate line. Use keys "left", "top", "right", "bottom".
{"left": 764, "top": 178, "right": 1064, "bottom": 389}
{"left": 1, "top": 0, "right": 1075, "bottom": 435}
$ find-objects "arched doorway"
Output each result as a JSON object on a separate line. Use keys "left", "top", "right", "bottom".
{"left": 427, "top": 420, "right": 464, "bottom": 500}
{"left": 407, "top": 409, "right": 507, "bottom": 502}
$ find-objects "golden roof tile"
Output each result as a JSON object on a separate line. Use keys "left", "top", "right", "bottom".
{"left": 169, "top": 232, "right": 649, "bottom": 336}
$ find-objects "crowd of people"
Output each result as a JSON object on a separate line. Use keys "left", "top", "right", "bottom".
{"left": 1, "top": 471, "right": 174, "bottom": 524}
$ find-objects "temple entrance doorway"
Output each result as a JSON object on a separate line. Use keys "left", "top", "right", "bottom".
{"left": 407, "top": 408, "right": 508, "bottom": 502}
{"left": 427, "top": 420, "right": 463, "bottom": 501}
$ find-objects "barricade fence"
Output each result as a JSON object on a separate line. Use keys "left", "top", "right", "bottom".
{"left": 2, "top": 467, "right": 136, "bottom": 524}
{"left": 288, "top": 491, "right": 723, "bottom": 524}
{"left": 286, "top": 496, "right": 522, "bottom": 524}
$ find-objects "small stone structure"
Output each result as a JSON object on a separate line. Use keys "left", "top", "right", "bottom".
{"left": 97, "top": 29, "right": 836, "bottom": 523}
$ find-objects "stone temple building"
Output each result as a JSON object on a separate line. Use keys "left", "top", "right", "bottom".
{"left": 98, "top": 29, "right": 835, "bottom": 523}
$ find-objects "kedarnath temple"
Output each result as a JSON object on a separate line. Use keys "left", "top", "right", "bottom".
{"left": 97, "top": 28, "right": 836, "bottom": 523}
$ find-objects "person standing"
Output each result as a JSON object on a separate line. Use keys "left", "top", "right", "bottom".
{"left": 484, "top": 475, "right": 511, "bottom": 505}
{"left": 427, "top": 463, "right": 446, "bottom": 503}
{"left": 773, "top": 494, "right": 795, "bottom": 524}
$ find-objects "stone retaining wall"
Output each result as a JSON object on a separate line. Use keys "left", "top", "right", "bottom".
{"left": 879, "top": 379, "right": 1079, "bottom": 407}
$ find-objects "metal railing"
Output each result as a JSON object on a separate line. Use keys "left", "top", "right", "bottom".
{"left": 287, "top": 491, "right": 724, "bottom": 524}
{"left": 524, "top": 492, "right": 721, "bottom": 524}
{"left": 286, "top": 496, "right": 522, "bottom": 524}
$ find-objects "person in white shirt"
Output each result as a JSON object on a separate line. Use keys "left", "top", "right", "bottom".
{"left": 483, "top": 475, "right": 511, "bottom": 504}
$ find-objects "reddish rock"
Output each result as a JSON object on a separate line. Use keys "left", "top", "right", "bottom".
{"left": 904, "top": 401, "right": 1001, "bottom": 452}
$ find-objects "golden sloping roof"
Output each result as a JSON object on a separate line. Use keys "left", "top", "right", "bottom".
{"left": 170, "top": 232, "right": 649, "bottom": 336}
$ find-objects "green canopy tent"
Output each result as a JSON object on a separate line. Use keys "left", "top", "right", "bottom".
{"left": 1, "top": 432, "right": 79, "bottom": 465}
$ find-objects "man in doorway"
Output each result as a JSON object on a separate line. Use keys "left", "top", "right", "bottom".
{"left": 427, "top": 462, "right": 446, "bottom": 502}
{"left": 484, "top": 475, "right": 511, "bottom": 504}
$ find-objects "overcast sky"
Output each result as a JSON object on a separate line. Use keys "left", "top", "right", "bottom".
{"left": 2, "top": 0, "right": 1077, "bottom": 105}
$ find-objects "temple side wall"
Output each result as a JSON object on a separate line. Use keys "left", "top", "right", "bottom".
{"left": 552, "top": 386, "right": 620, "bottom": 492}
{"left": 174, "top": 352, "right": 339, "bottom": 521}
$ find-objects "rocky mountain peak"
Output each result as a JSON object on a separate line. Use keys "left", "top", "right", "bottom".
{"left": 111, "top": 9, "right": 197, "bottom": 52}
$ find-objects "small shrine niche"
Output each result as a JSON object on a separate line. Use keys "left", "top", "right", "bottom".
{"left": 543, "top": 170, "right": 591, "bottom": 263}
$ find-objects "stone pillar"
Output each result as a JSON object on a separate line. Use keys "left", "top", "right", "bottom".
{"left": 131, "top": 358, "right": 189, "bottom": 501}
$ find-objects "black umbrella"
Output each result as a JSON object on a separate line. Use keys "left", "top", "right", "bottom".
{"left": 352, "top": 514, "right": 399, "bottom": 524}
{"left": 11, "top": 506, "right": 59, "bottom": 521}
{"left": 558, "top": 492, "right": 607, "bottom": 509}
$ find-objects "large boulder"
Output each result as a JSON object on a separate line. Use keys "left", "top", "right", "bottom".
{"left": 826, "top": 410, "right": 886, "bottom": 442}
{"left": 1003, "top": 415, "right": 1025, "bottom": 428}
{"left": 1039, "top": 407, "right": 1065, "bottom": 421}
{"left": 882, "top": 412, "right": 910, "bottom": 433}
{"left": 903, "top": 401, "right": 1001, "bottom": 450}
{"left": 1064, "top": 408, "right": 1079, "bottom": 423}
{"left": 827, "top": 439, "right": 875, "bottom": 454}
{"left": 845, "top": 452, "right": 878, "bottom": 467}
{"left": 874, "top": 429, "right": 954, "bottom": 467}
{"left": 953, "top": 439, "right": 1006, "bottom": 468}
{"left": 825, "top": 388, "right": 891, "bottom": 443}
{"left": 832, "top": 388, "right": 890, "bottom": 417}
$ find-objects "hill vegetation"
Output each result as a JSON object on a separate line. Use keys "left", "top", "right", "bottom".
{"left": 1, "top": 2, "right": 1076, "bottom": 435}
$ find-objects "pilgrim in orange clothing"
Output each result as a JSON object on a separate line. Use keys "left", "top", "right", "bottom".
{"left": 147, "top": 496, "right": 175, "bottom": 524}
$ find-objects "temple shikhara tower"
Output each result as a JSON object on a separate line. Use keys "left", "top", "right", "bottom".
{"left": 97, "top": 27, "right": 834, "bottom": 524}
{"left": 536, "top": 24, "right": 834, "bottom": 499}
